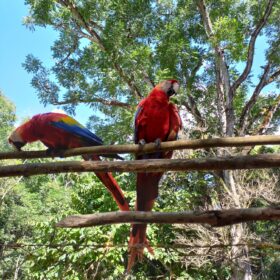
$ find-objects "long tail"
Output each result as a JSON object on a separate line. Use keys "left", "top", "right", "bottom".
{"left": 86, "top": 155, "right": 129, "bottom": 211}
{"left": 94, "top": 171, "right": 130, "bottom": 211}
{"left": 127, "top": 209, "right": 154, "bottom": 272}
{"left": 127, "top": 172, "right": 162, "bottom": 271}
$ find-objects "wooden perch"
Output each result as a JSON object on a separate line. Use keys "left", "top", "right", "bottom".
{"left": 56, "top": 207, "right": 280, "bottom": 228}
{"left": 0, "top": 154, "right": 279, "bottom": 178}
{"left": 0, "top": 135, "right": 280, "bottom": 160}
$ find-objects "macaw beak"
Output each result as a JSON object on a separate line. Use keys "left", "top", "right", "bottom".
{"left": 167, "top": 87, "right": 176, "bottom": 96}
{"left": 8, "top": 139, "right": 26, "bottom": 151}
{"left": 167, "top": 82, "right": 179, "bottom": 97}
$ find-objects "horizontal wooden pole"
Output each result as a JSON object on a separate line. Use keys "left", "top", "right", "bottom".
{"left": 56, "top": 207, "right": 280, "bottom": 228}
{"left": 2, "top": 241, "right": 280, "bottom": 251}
{"left": 1, "top": 135, "right": 279, "bottom": 160}
{"left": 0, "top": 154, "right": 279, "bottom": 177}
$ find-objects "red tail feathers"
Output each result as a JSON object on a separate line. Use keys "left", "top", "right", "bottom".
{"left": 127, "top": 224, "right": 154, "bottom": 272}
{"left": 127, "top": 176, "right": 158, "bottom": 271}
{"left": 84, "top": 155, "right": 129, "bottom": 211}
{"left": 95, "top": 172, "right": 130, "bottom": 211}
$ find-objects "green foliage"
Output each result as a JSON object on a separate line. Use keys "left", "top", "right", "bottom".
{"left": 2, "top": 0, "right": 280, "bottom": 278}
{"left": 0, "top": 92, "right": 16, "bottom": 149}
{"left": 26, "top": 221, "right": 128, "bottom": 279}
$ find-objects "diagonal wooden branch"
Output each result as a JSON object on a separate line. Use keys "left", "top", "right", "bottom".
{"left": 0, "top": 154, "right": 280, "bottom": 177}
{"left": 238, "top": 64, "right": 271, "bottom": 135}
{"left": 197, "top": 0, "right": 232, "bottom": 135}
{"left": 230, "top": 0, "right": 274, "bottom": 94}
{"left": 196, "top": 0, "right": 213, "bottom": 38}
{"left": 58, "top": 0, "right": 103, "bottom": 47}
{"left": 254, "top": 94, "right": 280, "bottom": 135}
{"left": 56, "top": 207, "right": 280, "bottom": 228}
{"left": 264, "top": 68, "right": 280, "bottom": 86}
{"left": 56, "top": 0, "right": 143, "bottom": 99}
{"left": 182, "top": 100, "right": 205, "bottom": 127}
{"left": 143, "top": 71, "right": 155, "bottom": 88}
{"left": 88, "top": 19, "right": 104, "bottom": 32}
{"left": 52, "top": 95, "right": 131, "bottom": 108}
{"left": 184, "top": 57, "right": 205, "bottom": 127}
{"left": 1, "top": 136, "right": 280, "bottom": 160}
{"left": 112, "top": 62, "right": 143, "bottom": 98}
{"left": 189, "top": 56, "right": 204, "bottom": 83}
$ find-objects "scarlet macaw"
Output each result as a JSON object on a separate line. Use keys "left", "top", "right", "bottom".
{"left": 127, "top": 80, "right": 182, "bottom": 270}
{"left": 8, "top": 112, "right": 129, "bottom": 211}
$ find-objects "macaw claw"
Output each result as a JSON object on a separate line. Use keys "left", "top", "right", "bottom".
{"left": 46, "top": 148, "right": 66, "bottom": 158}
{"left": 154, "top": 138, "right": 161, "bottom": 148}
{"left": 139, "top": 139, "right": 146, "bottom": 146}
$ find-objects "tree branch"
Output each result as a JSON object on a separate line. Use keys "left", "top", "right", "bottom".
{"left": 112, "top": 62, "right": 143, "bottom": 98}
{"left": 1, "top": 136, "right": 280, "bottom": 160}
{"left": 184, "top": 56, "right": 205, "bottom": 127}
{"left": 253, "top": 94, "right": 280, "bottom": 135}
{"left": 88, "top": 20, "right": 104, "bottom": 32}
{"left": 182, "top": 99, "right": 205, "bottom": 127}
{"left": 230, "top": 0, "right": 274, "bottom": 94}
{"left": 143, "top": 71, "right": 155, "bottom": 88}
{"left": 56, "top": 207, "right": 280, "bottom": 228}
{"left": 0, "top": 154, "right": 280, "bottom": 177}
{"left": 52, "top": 96, "right": 131, "bottom": 108}
{"left": 56, "top": 0, "right": 143, "bottom": 99}
{"left": 264, "top": 68, "right": 280, "bottom": 86}
{"left": 196, "top": 0, "right": 213, "bottom": 38}
{"left": 197, "top": 0, "right": 232, "bottom": 135}
{"left": 58, "top": 0, "right": 104, "bottom": 48}
{"left": 238, "top": 64, "right": 271, "bottom": 135}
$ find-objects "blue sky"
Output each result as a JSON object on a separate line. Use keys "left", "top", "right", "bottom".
{"left": 0, "top": 1, "right": 276, "bottom": 126}
{"left": 0, "top": 0, "right": 90, "bottom": 125}
{"left": 0, "top": 1, "right": 56, "bottom": 120}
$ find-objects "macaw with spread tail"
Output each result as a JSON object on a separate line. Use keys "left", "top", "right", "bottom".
{"left": 8, "top": 112, "right": 129, "bottom": 211}
{"left": 127, "top": 80, "right": 182, "bottom": 270}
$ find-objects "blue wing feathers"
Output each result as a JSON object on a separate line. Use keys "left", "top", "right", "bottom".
{"left": 134, "top": 106, "right": 143, "bottom": 144}
{"left": 51, "top": 121, "right": 103, "bottom": 146}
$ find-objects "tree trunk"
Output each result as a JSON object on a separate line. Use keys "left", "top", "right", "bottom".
{"left": 230, "top": 224, "right": 252, "bottom": 280}
{"left": 224, "top": 170, "right": 253, "bottom": 280}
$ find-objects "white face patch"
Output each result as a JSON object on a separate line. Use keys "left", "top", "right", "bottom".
{"left": 9, "top": 130, "right": 23, "bottom": 143}
{"left": 173, "top": 82, "right": 180, "bottom": 93}
{"left": 8, "top": 131, "right": 26, "bottom": 150}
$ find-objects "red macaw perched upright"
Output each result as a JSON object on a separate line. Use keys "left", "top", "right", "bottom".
{"left": 127, "top": 80, "right": 182, "bottom": 270}
{"left": 8, "top": 112, "right": 129, "bottom": 211}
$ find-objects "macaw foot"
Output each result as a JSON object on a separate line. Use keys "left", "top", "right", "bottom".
{"left": 46, "top": 148, "right": 66, "bottom": 158}
{"left": 143, "top": 236, "right": 154, "bottom": 255}
{"left": 127, "top": 236, "right": 154, "bottom": 272}
{"left": 82, "top": 154, "right": 92, "bottom": 161}
{"left": 154, "top": 138, "right": 161, "bottom": 149}
{"left": 138, "top": 139, "right": 146, "bottom": 146}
